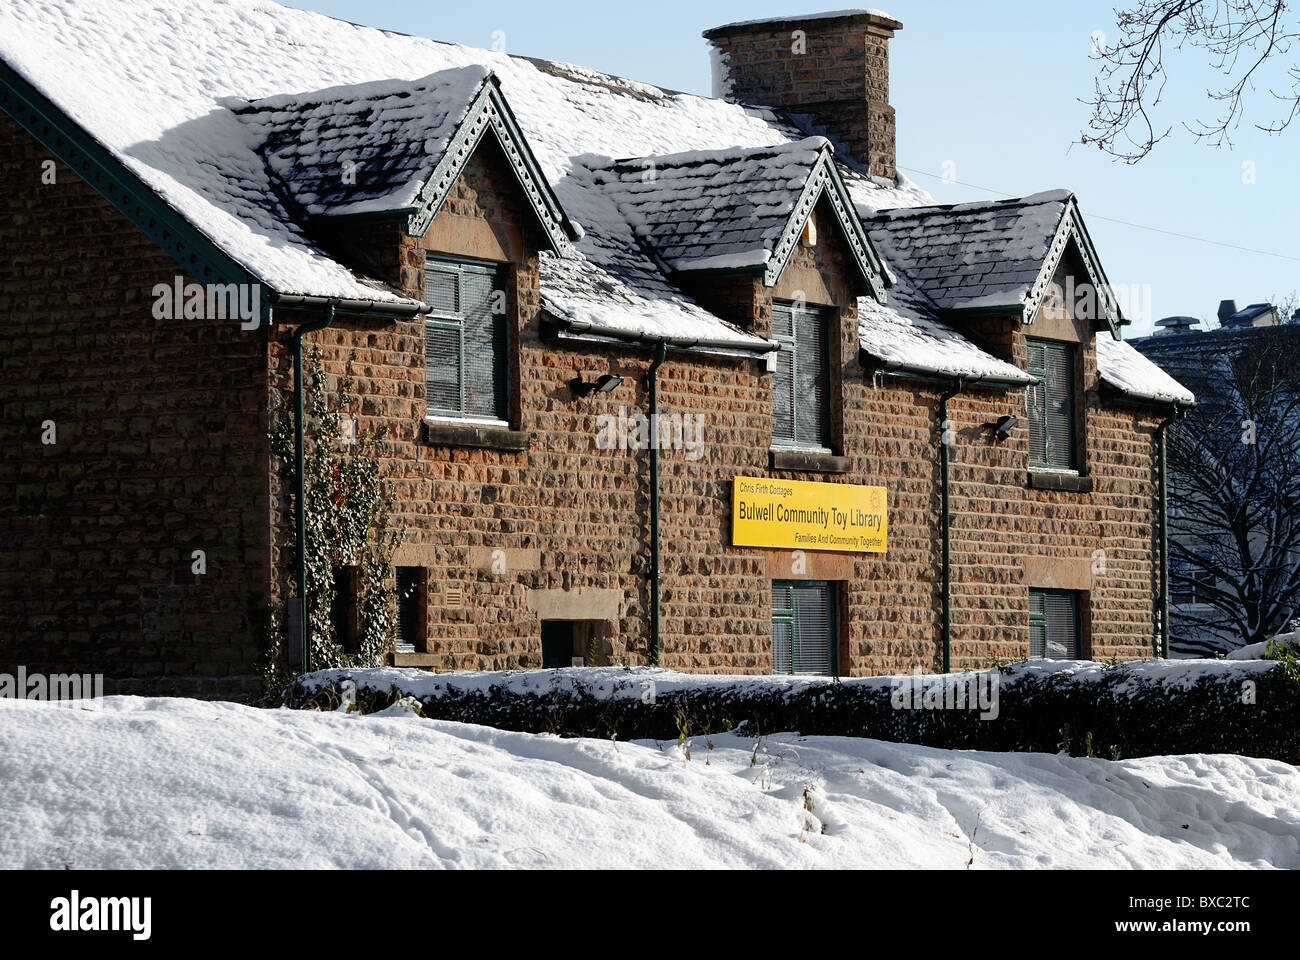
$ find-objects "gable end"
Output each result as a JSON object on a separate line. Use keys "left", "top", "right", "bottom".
{"left": 401, "top": 78, "right": 577, "bottom": 257}
{"left": 764, "top": 151, "right": 889, "bottom": 303}
{"left": 1023, "top": 199, "right": 1121, "bottom": 339}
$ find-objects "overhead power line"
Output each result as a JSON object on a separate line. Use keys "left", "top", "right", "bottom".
{"left": 897, "top": 164, "right": 1300, "bottom": 265}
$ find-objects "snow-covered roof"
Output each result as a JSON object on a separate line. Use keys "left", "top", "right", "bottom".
{"left": 858, "top": 266, "right": 1035, "bottom": 385}
{"left": 0, "top": 0, "right": 1185, "bottom": 401}
{"left": 238, "top": 67, "right": 492, "bottom": 220}
{"left": 1096, "top": 336, "right": 1196, "bottom": 407}
{"left": 588, "top": 137, "right": 886, "bottom": 293}
{"left": 867, "top": 191, "right": 1073, "bottom": 315}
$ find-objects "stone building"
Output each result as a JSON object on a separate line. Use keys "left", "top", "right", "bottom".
{"left": 0, "top": 2, "right": 1193, "bottom": 696}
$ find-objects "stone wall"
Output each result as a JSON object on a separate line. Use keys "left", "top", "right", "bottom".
{"left": 1, "top": 108, "right": 1166, "bottom": 693}
{"left": 272, "top": 150, "right": 1165, "bottom": 676}
{"left": 0, "top": 113, "right": 271, "bottom": 696}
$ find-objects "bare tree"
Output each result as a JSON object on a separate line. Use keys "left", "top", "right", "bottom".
{"left": 1167, "top": 327, "right": 1300, "bottom": 651}
{"left": 1083, "top": 0, "right": 1300, "bottom": 162}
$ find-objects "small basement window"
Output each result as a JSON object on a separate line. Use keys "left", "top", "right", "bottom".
{"left": 1027, "top": 339, "right": 1077, "bottom": 471}
{"left": 771, "top": 301, "right": 833, "bottom": 452}
{"left": 425, "top": 257, "right": 510, "bottom": 424}
{"left": 1029, "top": 588, "right": 1081, "bottom": 659}
{"left": 541, "top": 621, "right": 605, "bottom": 668}
{"left": 771, "top": 581, "right": 837, "bottom": 676}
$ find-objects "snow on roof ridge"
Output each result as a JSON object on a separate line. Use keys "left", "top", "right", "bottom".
{"left": 241, "top": 64, "right": 492, "bottom": 113}
{"left": 705, "top": 9, "right": 901, "bottom": 34}
{"left": 872, "top": 188, "right": 1074, "bottom": 222}
{"left": 602, "top": 135, "right": 832, "bottom": 169}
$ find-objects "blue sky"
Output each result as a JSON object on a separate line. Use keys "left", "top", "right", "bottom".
{"left": 288, "top": 1, "right": 1299, "bottom": 336}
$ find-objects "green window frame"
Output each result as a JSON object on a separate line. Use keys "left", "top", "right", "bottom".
{"left": 425, "top": 257, "right": 510, "bottom": 423}
{"left": 771, "top": 301, "right": 832, "bottom": 451}
{"left": 1026, "top": 339, "right": 1076, "bottom": 470}
{"left": 1029, "top": 588, "right": 1081, "bottom": 659}
{"left": 771, "top": 581, "right": 838, "bottom": 676}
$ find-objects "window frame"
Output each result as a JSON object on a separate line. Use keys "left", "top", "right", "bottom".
{"left": 771, "top": 300, "right": 834, "bottom": 453}
{"left": 1028, "top": 588, "right": 1082, "bottom": 660}
{"left": 771, "top": 580, "right": 839, "bottom": 677}
{"left": 1026, "top": 338, "right": 1078, "bottom": 473}
{"left": 424, "top": 255, "right": 511, "bottom": 426}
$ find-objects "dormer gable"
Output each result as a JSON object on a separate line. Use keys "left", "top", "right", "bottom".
{"left": 587, "top": 137, "right": 889, "bottom": 302}
{"left": 238, "top": 68, "right": 579, "bottom": 256}
{"left": 866, "top": 191, "right": 1122, "bottom": 340}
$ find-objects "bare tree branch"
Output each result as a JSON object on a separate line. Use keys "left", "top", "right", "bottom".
{"left": 1082, "top": 0, "right": 1300, "bottom": 162}
{"left": 1167, "top": 326, "right": 1300, "bottom": 651}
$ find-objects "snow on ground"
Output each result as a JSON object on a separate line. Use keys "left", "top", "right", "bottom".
{"left": 1, "top": 696, "right": 1296, "bottom": 869}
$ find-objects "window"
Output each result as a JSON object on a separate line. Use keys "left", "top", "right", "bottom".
{"left": 541, "top": 621, "right": 605, "bottom": 668}
{"left": 772, "top": 301, "right": 832, "bottom": 450}
{"left": 1171, "top": 552, "right": 1216, "bottom": 606}
{"left": 394, "top": 566, "right": 425, "bottom": 654}
{"left": 425, "top": 257, "right": 509, "bottom": 422}
{"left": 1029, "top": 589, "right": 1081, "bottom": 659}
{"left": 1026, "top": 339, "right": 1076, "bottom": 470}
{"left": 771, "top": 581, "right": 837, "bottom": 676}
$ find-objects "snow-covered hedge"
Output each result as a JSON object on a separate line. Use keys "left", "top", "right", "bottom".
{"left": 271, "top": 659, "right": 1300, "bottom": 761}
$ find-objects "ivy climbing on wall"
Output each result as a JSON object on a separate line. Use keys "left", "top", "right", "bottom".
{"left": 265, "top": 347, "right": 403, "bottom": 686}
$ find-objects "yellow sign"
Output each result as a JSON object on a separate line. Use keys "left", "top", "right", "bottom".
{"left": 732, "top": 476, "right": 887, "bottom": 553}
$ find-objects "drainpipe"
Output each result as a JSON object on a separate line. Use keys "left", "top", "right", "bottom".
{"left": 938, "top": 379, "right": 963, "bottom": 674}
{"left": 292, "top": 302, "right": 338, "bottom": 673}
{"left": 1156, "top": 403, "right": 1182, "bottom": 659}
{"left": 646, "top": 341, "right": 668, "bottom": 666}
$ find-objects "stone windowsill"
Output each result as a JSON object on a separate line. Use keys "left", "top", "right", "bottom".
{"left": 769, "top": 448, "right": 851, "bottom": 474}
{"left": 1027, "top": 470, "right": 1093, "bottom": 494}
{"left": 390, "top": 652, "right": 446, "bottom": 669}
{"left": 422, "top": 418, "right": 531, "bottom": 451}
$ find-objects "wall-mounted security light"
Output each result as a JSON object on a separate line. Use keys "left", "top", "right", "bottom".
{"left": 570, "top": 374, "right": 624, "bottom": 398}
{"left": 994, "top": 415, "right": 1018, "bottom": 441}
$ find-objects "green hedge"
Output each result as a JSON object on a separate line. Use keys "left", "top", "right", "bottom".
{"left": 269, "top": 660, "right": 1300, "bottom": 762}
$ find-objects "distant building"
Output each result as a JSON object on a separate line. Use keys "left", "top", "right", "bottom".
{"left": 1135, "top": 304, "right": 1300, "bottom": 656}
{"left": 1217, "top": 299, "right": 1284, "bottom": 329}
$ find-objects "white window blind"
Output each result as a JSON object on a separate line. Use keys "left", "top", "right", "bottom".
{"left": 772, "top": 302, "right": 831, "bottom": 449}
{"left": 425, "top": 258, "right": 508, "bottom": 421}
{"left": 772, "top": 581, "right": 836, "bottom": 676}
{"left": 1029, "top": 588, "right": 1081, "bottom": 659}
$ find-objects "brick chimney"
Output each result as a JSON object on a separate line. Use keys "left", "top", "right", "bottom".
{"left": 703, "top": 10, "right": 903, "bottom": 179}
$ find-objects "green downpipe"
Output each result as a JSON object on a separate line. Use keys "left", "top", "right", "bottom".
{"left": 647, "top": 341, "right": 668, "bottom": 667}
{"left": 1156, "top": 405, "right": 1179, "bottom": 659}
{"left": 938, "top": 380, "right": 962, "bottom": 674}
{"left": 292, "top": 303, "right": 337, "bottom": 673}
